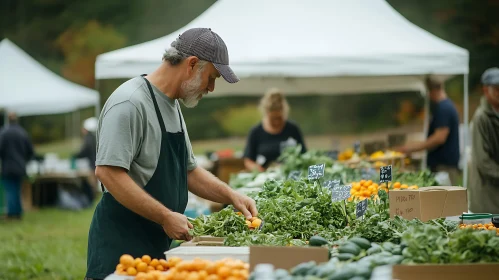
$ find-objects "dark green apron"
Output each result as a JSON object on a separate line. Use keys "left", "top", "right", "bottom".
{"left": 85, "top": 75, "right": 188, "bottom": 279}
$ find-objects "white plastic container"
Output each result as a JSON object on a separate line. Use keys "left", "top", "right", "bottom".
{"left": 164, "top": 246, "right": 249, "bottom": 263}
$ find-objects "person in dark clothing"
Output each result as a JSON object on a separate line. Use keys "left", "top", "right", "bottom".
{"left": 74, "top": 117, "right": 97, "bottom": 170}
{"left": 243, "top": 88, "right": 307, "bottom": 171}
{"left": 397, "top": 76, "right": 461, "bottom": 185}
{"left": 72, "top": 117, "right": 98, "bottom": 206}
{"left": 0, "top": 112, "right": 34, "bottom": 219}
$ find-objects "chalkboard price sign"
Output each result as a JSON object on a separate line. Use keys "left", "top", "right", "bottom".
{"left": 331, "top": 185, "right": 352, "bottom": 203}
{"left": 308, "top": 163, "right": 325, "bottom": 180}
{"left": 288, "top": 170, "right": 302, "bottom": 180}
{"left": 379, "top": 165, "right": 392, "bottom": 183}
{"left": 324, "top": 179, "right": 341, "bottom": 190}
{"left": 356, "top": 199, "right": 368, "bottom": 218}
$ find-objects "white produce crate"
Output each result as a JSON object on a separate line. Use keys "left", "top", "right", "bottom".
{"left": 164, "top": 246, "right": 249, "bottom": 263}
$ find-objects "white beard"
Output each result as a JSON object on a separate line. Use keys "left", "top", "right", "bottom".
{"left": 180, "top": 68, "right": 207, "bottom": 108}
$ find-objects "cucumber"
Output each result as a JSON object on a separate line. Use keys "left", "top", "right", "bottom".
{"left": 349, "top": 277, "right": 367, "bottom": 280}
{"left": 291, "top": 261, "right": 316, "bottom": 276}
{"left": 328, "top": 268, "right": 356, "bottom": 280}
{"left": 309, "top": 235, "right": 329, "bottom": 246}
{"left": 355, "top": 266, "right": 372, "bottom": 278}
{"left": 348, "top": 237, "right": 371, "bottom": 250}
{"left": 275, "top": 268, "right": 289, "bottom": 278}
{"left": 382, "top": 241, "right": 395, "bottom": 252}
{"left": 366, "top": 246, "right": 382, "bottom": 255}
{"left": 338, "top": 242, "right": 361, "bottom": 256}
{"left": 392, "top": 246, "right": 402, "bottom": 255}
{"left": 387, "top": 255, "right": 404, "bottom": 265}
{"left": 316, "top": 264, "right": 336, "bottom": 278}
{"left": 337, "top": 253, "right": 355, "bottom": 261}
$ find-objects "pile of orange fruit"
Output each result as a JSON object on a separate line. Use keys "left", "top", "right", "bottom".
{"left": 459, "top": 222, "right": 499, "bottom": 234}
{"left": 165, "top": 257, "right": 249, "bottom": 280}
{"left": 115, "top": 254, "right": 168, "bottom": 277}
{"left": 115, "top": 255, "right": 249, "bottom": 280}
{"left": 348, "top": 180, "right": 419, "bottom": 201}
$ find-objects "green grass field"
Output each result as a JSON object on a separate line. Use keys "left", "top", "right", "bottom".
{"left": 0, "top": 203, "right": 97, "bottom": 280}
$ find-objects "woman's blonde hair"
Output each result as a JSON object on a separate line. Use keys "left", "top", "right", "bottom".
{"left": 258, "top": 88, "right": 290, "bottom": 117}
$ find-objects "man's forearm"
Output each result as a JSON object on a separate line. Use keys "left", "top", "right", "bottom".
{"left": 187, "top": 167, "right": 234, "bottom": 204}
{"left": 96, "top": 166, "right": 172, "bottom": 225}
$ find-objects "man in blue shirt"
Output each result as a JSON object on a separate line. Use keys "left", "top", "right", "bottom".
{"left": 398, "top": 76, "right": 461, "bottom": 185}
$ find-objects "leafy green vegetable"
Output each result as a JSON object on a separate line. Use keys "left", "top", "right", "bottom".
{"left": 188, "top": 207, "right": 249, "bottom": 237}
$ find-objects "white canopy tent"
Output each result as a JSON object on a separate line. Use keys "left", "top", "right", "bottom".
{"left": 0, "top": 38, "right": 99, "bottom": 117}
{"left": 95, "top": 0, "right": 470, "bottom": 186}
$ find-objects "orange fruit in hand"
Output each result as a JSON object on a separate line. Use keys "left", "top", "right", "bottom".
{"left": 142, "top": 255, "right": 152, "bottom": 265}
{"left": 251, "top": 218, "right": 262, "bottom": 228}
{"left": 120, "top": 254, "right": 134, "bottom": 268}
{"left": 245, "top": 220, "right": 252, "bottom": 227}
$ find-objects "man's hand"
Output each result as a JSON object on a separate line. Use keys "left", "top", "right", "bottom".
{"left": 230, "top": 192, "right": 258, "bottom": 219}
{"left": 161, "top": 212, "right": 193, "bottom": 241}
{"left": 395, "top": 145, "right": 411, "bottom": 155}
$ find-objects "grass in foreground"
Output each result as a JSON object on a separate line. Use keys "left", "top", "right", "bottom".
{"left": 0, "top": 204, "right": 97, "bottom": 280}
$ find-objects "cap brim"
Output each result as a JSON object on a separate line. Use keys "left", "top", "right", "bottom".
{"left": 213, "top": 63, "right": 239, "bottom": 83}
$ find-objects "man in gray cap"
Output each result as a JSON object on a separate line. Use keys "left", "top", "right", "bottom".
{"left": 468, "top": 67, "right": 499, "bottom": 214}
{"left": 85, "top": 28, "right": 256, "bottom": 280}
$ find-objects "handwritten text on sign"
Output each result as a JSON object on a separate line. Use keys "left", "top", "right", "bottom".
{"left": 394, "top": 193, "right": 417, "bottom": 217}
{"left": 331, "top": 185, "right": 352, "bottom": 202}
{"left": 324, "top": 179, "right": 341, "bottom": 190}
{"left": 379, "top": 165, "right": 392, "bottom": 183}
{"left": 308, "top": 163, "right": 325, "bottom": 180}
{"left": 356, "top": 199, "right": 368, "bottom": 218}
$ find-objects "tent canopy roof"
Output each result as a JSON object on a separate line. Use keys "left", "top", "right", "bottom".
{"left": 96, "top": 0, "right": 469, "bottom": 95}
{"left": 0, "top": 39, "right": 99, "bottom": 116}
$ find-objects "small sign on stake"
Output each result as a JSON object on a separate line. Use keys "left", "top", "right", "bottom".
{"left": 324, "top": 179, "right": 341, "bottom": 190}
{"left": 379, "top": 165, "right": 392, "bottom": 183}
{"left": 308, "top": 163, "right": 325, "bottom": 180}
{"left": 288, "top": 170, "right": 302, "bottom": 180}
{"left": 331, "top": 185, "right": 352, "bottom": 203}
{"left": 356, "top": 199, "right": 368, "bottom": 218}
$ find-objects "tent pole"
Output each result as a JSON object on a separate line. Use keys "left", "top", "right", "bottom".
{"left": 421, "top": 88, "right": 429, "bottom": 171}
{"left": 95, "top": 79, "right": 101, "bottom": 118}
{"left": 463, "top": 74, "right": 469, "bottom": 188}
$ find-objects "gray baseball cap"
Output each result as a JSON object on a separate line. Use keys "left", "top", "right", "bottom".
{"left": 171, "top": 28, "right": 239, "bottom": 83}
{"left": 481, "top": 67, "right": 499, "bottom": 86}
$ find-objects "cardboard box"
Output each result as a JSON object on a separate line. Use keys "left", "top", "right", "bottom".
{"left": 389, "top": 186, "right": 467, "bottom": 222}
{"left": 180, "top": 236, "right": 225, "bottom": 247}
{"left": 391, "top": 263, "right": 499, "bottom": 280}
{"left": 249, "top": 246, "right": 329, "bottom": 272}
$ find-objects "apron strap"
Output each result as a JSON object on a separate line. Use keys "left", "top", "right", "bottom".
{"left": 175, "top": 101, "right": 185, "bottom": 134}
{"left": 141, "top": 75, "right": 167, "bottom": 134}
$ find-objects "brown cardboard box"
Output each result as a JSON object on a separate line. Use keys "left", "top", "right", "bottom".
{"left": 392, "top": 263, "right": 499, "bottom": 280}
{"left": 180, "top": 236, "right": 225, "bottom": 247}
{"left": 389, "top": 186, "right": 467, "bottom": 222}
{"left": 249, "top": 246, "right": 329, "bottom": 272}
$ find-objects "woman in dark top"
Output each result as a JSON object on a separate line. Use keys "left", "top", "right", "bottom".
{"left": 243, "top": 88, "right": 307, "bottom": 171}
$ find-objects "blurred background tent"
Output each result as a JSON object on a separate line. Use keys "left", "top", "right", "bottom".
{"left": 0, "top": 38, "right": 99, "bottom": 118}
{"left": 95, "top": 0, "right": 470, "bottom": 185}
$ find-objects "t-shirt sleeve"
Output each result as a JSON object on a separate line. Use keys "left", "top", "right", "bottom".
{"left": 243, "top": 127, "right": 259, "bottom": 161}
{"left": 432, "top": 103, "right": 452, "bottom": 129}
{"left": 95, "top": 101, "right": 143, "bottom": 170}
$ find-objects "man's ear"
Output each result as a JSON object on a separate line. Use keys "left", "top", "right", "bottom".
{"left": 185, "top": 56, "right": 199, "bottom": 75}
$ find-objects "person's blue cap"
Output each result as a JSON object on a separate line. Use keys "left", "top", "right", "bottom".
{"left": 481, "top": 67, "right": 499, "bottom": 86}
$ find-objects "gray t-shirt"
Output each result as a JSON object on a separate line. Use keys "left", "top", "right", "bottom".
{"left": 96, "top": 77, "right": 197, "bottom": 188}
